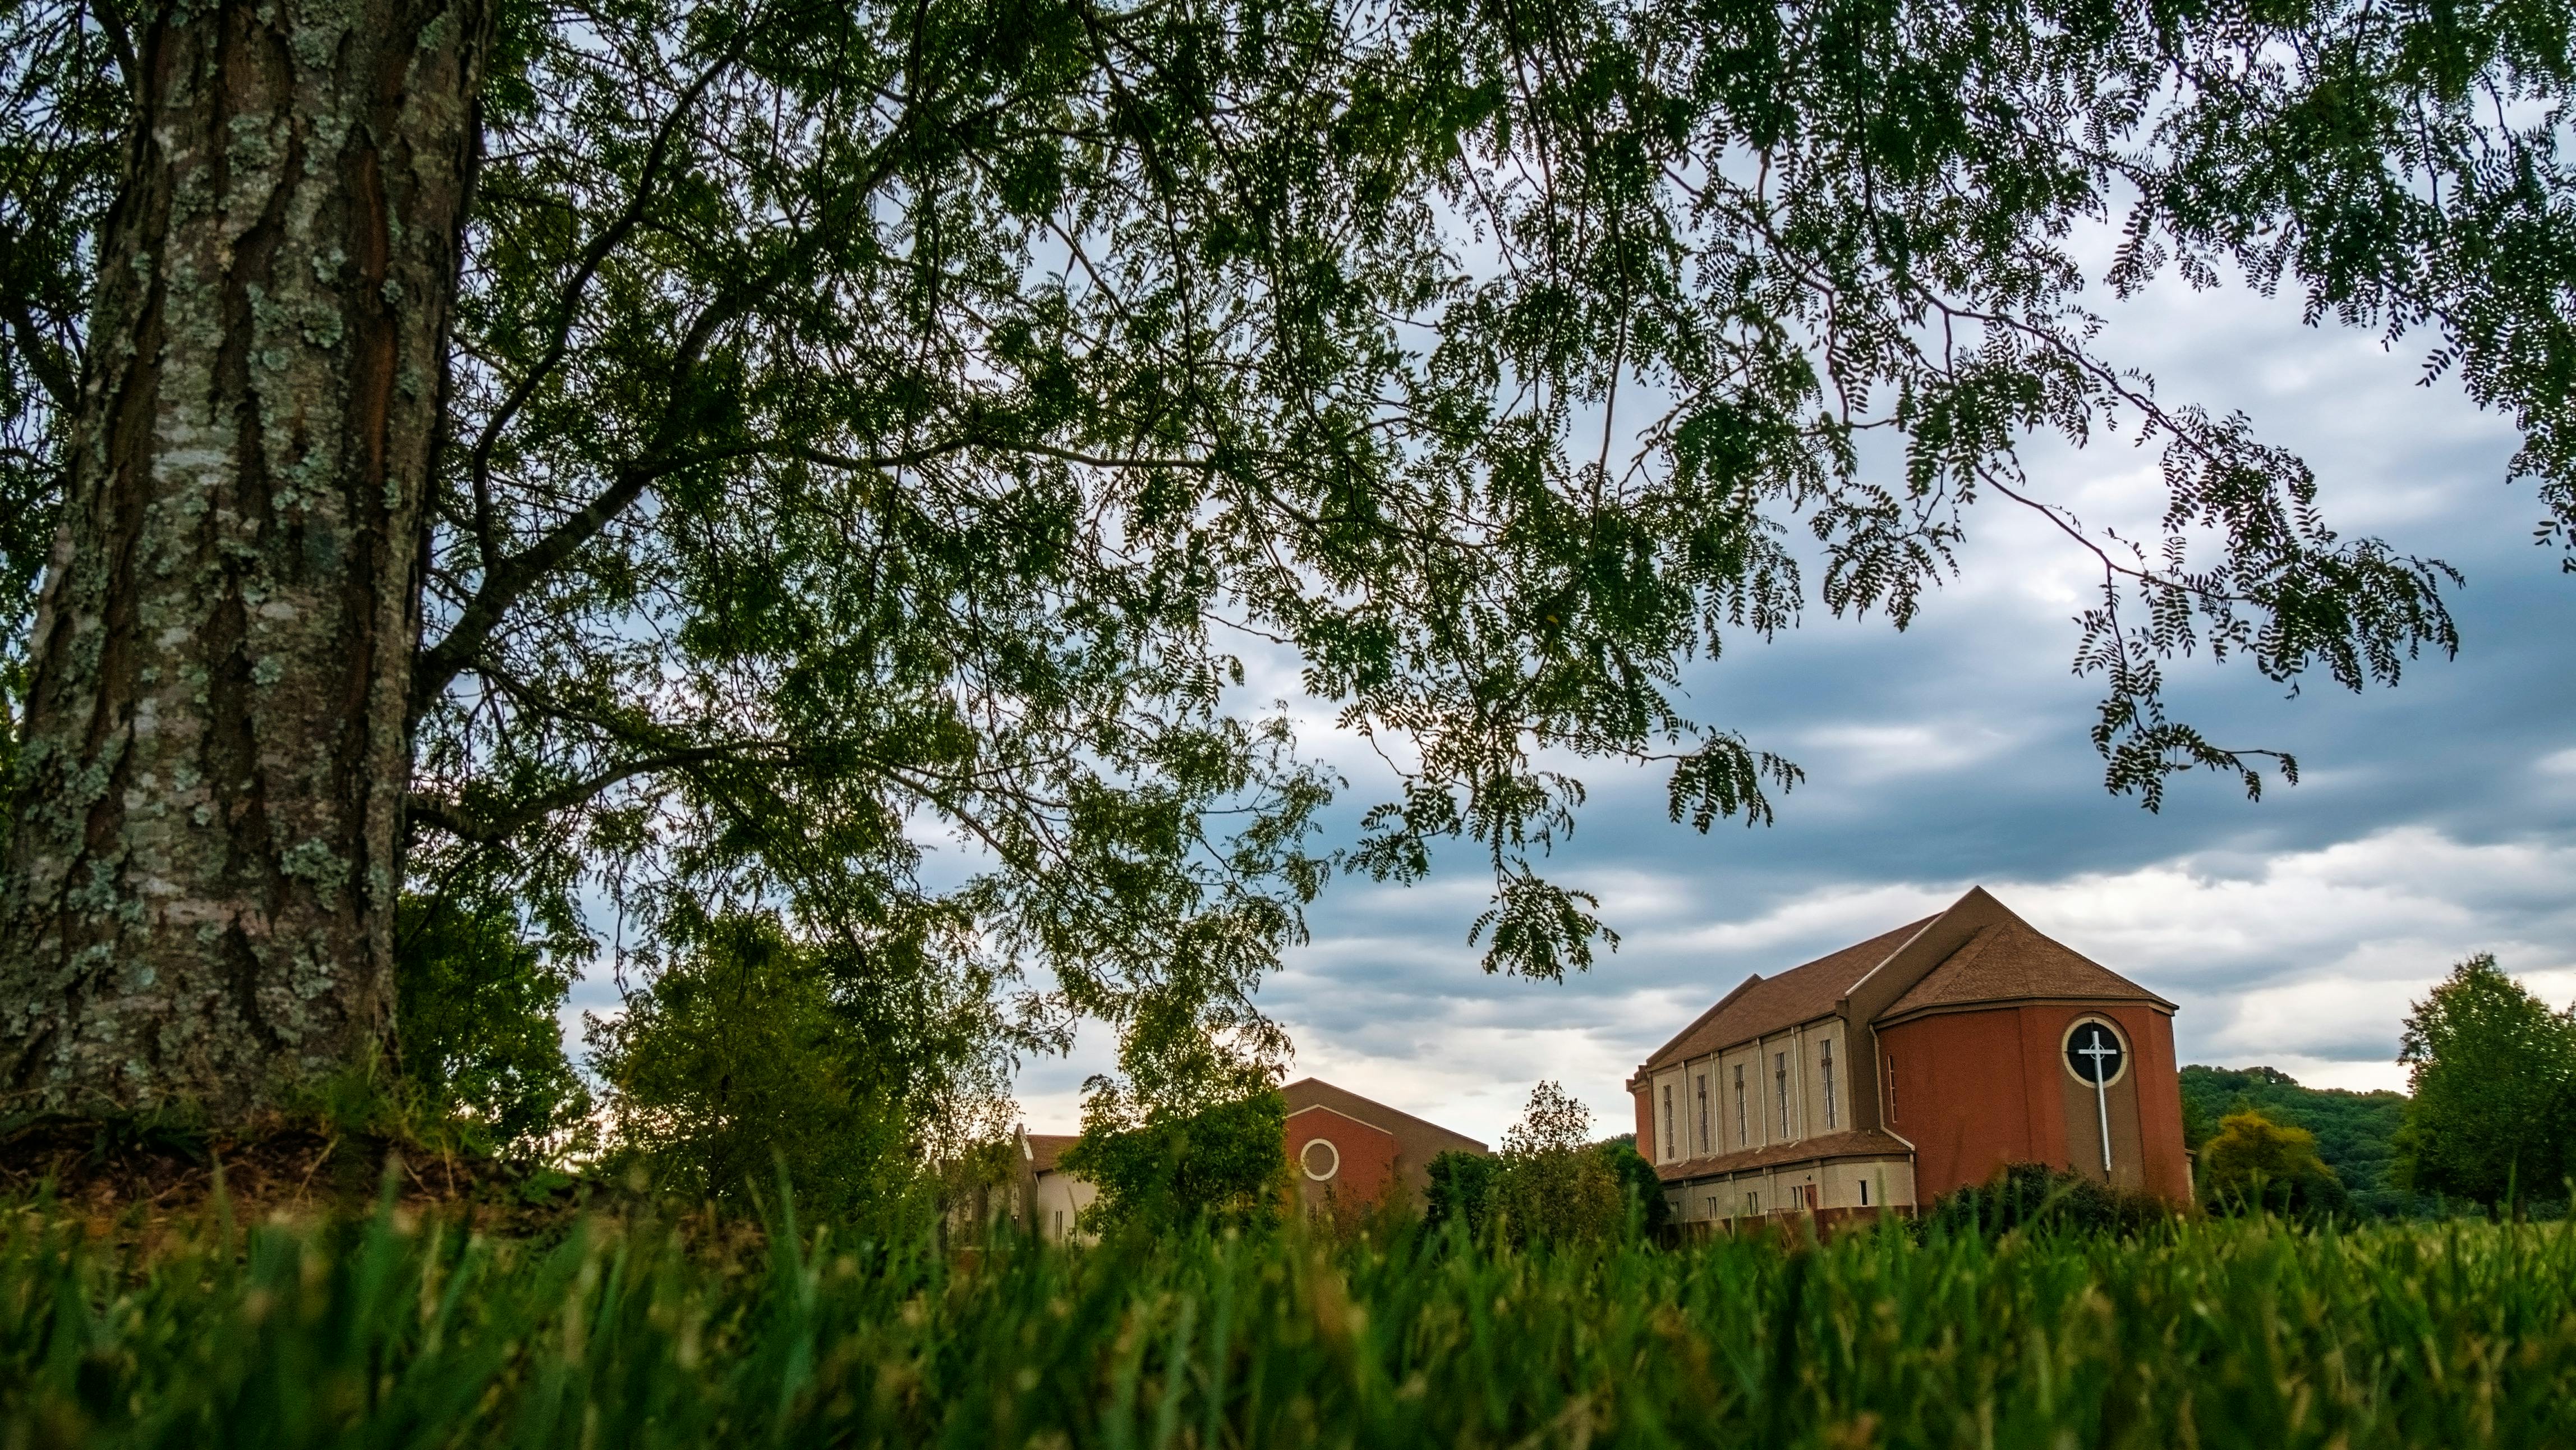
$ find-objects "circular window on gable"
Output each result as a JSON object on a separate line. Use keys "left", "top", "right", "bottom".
{"left": 1300, "top": 1137, "right": 1341, "bottom": 1182}
{"left": 2061, "top": 1017, "right": 2131, "bottom": 1088}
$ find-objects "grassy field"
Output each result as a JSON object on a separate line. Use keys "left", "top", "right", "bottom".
{"left": 3, "top": 1200, "right": 2572, "bottom": 1448}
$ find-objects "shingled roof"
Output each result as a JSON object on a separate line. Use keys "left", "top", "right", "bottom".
{"left": 1024, "top": 1133, "right": 1079, "bottom": 1173}
{"left": 1651, "top": 1128, "right": 1916, "bottom": 1183}
{"left": 1879, "top": 917, "right": 2174, "bottom": 1021}
{"left": 1637, "top": 916, "right": 1933, "bottom": 1074}
{"left": 1637, "top": 889, "right": 2173, "bottom": 1081}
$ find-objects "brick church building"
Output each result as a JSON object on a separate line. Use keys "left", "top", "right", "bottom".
{"left": 1629, "top": 887, "right": 2191, "bottom": 1227}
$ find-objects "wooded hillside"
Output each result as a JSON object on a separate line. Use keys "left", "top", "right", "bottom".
{"left": 2181, "top": 1066, "right": 2417, "bottom": 1216}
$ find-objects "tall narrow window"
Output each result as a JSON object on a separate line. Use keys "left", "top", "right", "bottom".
{"left": 1733, "top": 1064, "right": 1747, "bottom": 1144}
{"left": 1821, "top": 1039, "right": 1838, "bottom": 1129}
{"left": 1859, "top": 1180, "right": 1871, "bottom": 1207}
{"left": 1695, "top": 1074, "right": 1710, "bottom": 1154}
{"left": 1774, "top": 1052, "right": 1790, "bottom": 1138}
{"left": 1662, "top": 1084, "right": 1675, "bottom": 1160}
{"left": 1886, "top": 1052, "right": 1899, "bottom": 1122}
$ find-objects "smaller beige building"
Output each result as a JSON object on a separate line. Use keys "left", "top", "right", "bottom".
{"left": 1021, "top": 1131, "right": 1096, "bottom": 1242}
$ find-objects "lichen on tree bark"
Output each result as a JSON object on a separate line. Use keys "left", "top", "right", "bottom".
{"left": 0, "top": 0, "right": 487, "bottom": 1115}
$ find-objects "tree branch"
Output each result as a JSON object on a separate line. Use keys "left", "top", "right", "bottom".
{"left": 463, "top": 40, "right": 747, "bottom": 563}
{"left": 406, "top": 741, "right": 783, "bottom": 843}
{"left": 415, "top": 124, "right": 930, "bottom": 723}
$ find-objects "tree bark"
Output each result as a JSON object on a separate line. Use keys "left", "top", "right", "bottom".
{"left": 0, "top": 0, "right": 486, "bottom": 1116}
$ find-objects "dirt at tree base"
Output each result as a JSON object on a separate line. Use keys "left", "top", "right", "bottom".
{"left": 0, "top": 1115, "right": 586, "bottom": 1236}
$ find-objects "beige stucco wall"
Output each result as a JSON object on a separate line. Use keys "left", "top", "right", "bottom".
{"left": 1033, "top": 1170, "right": 1097, "bottom": 1242}
{"left": 1657, "top": 1012, "right": 1885, "bottom": 1179}
{"left": 1667, "top": 1156, "right": 1915, "bottom": 1222}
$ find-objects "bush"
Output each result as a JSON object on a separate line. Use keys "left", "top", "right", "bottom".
{"left": 1060, "top": 1090, "right": 1289, "bottom": 1235}
{"left": 1594, "top": 1138, "right": 1672, "bottom": 1235}
{"left": 1924, "top": 1162, "right": 2174, "bottom": 1240}
{"left": 1423, "top": 1150, "right": 1497, "bottom": 1238}
{"left": 2201, "top": 1109, "right": 2351, "bottom": 1219}
{"left": 583, "top": 913, "right": 941, "bottom": 1234}
{"left": 394, "top": 892, "right": 590, "bottom": 1157}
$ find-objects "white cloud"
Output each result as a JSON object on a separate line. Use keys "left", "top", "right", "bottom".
{"left": 1795, "top": 723, "right": 2026, "bottom": 783}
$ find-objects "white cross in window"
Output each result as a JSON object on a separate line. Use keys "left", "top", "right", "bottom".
{"left": 2077, "top": 1026, "right": 2117, "bottom": 1174}
{"left": 2076, "top": 1029, "right": 2118, "bottom": 1083}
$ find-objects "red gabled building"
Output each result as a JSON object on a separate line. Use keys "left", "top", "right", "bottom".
{"left": 1280, "top": 1076, "right": 1487, "bottom": 1216}
{"left": 1627, "top": 887, "right": 2191, "bottom": 1227}
{"left": 1012, "top": 1077, "right": 1488, "bottom": 1240}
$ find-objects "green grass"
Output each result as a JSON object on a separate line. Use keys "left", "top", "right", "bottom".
{"left": 5, "top": 1200, "right": 2574, "bottom": 1448}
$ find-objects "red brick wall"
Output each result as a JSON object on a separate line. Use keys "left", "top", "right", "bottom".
{"left": 1876, "top": 1003, "right": 2190, "bottom": 1205}
{"left": 1285, "top": 1109, "right": 1401, "bottom": 1211}
{"left": 1633, "top": 1087, "right": 1654, "bottom": 1162}
{"left": 2122, "top": 1003, "right": 2194, "bottom": 1203}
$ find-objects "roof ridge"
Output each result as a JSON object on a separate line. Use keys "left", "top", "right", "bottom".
{"left": 1279, "top": 1077, "right": 1489, "bottom": 1150}
{"left": 1836, "top": 910, "right": 1948, "bottom": 1007}
{"left": 1876, "top": 912, "right": 2175, "bottom": 1020}
{"left": 1639, "top": 915, "right": 1939, "bottom": 1073}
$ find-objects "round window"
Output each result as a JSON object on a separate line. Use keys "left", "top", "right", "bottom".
{"left": 1300, "top": 1137, "right": 1341, "bottom": 1182}
{"left": 2061, "top": 1017, "right": 2130, "bottom": 1088}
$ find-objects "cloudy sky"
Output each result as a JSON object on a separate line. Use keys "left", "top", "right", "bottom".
{"left": 1000, "top": 254, "right": 2576, "bottom": 1146}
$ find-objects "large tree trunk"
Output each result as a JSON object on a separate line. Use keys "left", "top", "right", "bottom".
{"left": 0, "top": 0, "right": 485, "bottom": 1116}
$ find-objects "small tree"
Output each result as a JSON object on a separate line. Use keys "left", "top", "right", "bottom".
{"left": 1059, "top": 1090, "right": 1289, "bottom": 1235}
{"left": 2394, "top": 956, "right": 2576, "bottom": 1211}
{"left": 1424, "top": 1150, "right": 1499, "bottom": 1239}
{"left": 1059, "top": 952, "right": 1294, "bottom": 1235}
{"left": 585, "top": 911, "right": 1001, "bottom": 1235}
{"left": 1594, "top": 1137, "right": 1673, "bottom": 1235}
{"left": 1493, "top": 1082, "right": 1624, "bottom": 1245}
{"left": 2200, "top": 1110, "right": 2348, "bottom": 1219}
{"left": 394, "top": 892, "right": 590, "bottom": 1158}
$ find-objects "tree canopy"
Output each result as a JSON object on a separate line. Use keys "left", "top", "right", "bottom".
{"left": 6, "top": 0, "right": 2575, "bottom": 1135}
{"left": 2394, "top": 955, "right": 2576, "bottom": 1209}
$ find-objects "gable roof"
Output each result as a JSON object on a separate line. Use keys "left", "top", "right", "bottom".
{"left": 1024, "top": 1133, "right": 1079, "bottom": 1173}
{"left": 1636, "top": 888, "right": 2173, "bottom": 1080}
{"left": 1879, "top": 917, "right": 2176, "bottom": 1020}
{"left": 1281, "top": 1077, "right": 1488, "bottom": 1156}
{"left": 1637, "top": 916, "right": 1934, "bottom": 1075}
{"left": 1285, "top": 1101, "right": 1400, "bottom": 1142}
